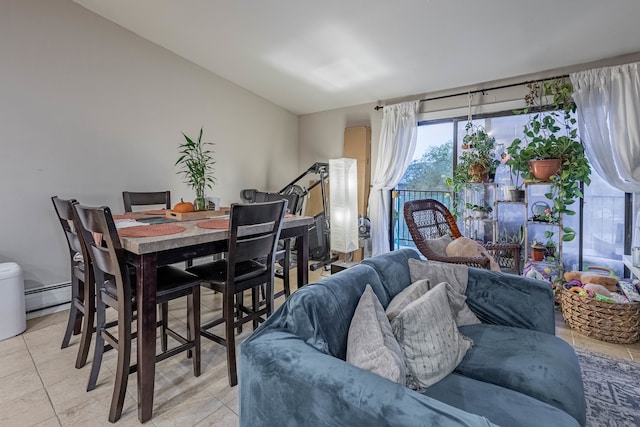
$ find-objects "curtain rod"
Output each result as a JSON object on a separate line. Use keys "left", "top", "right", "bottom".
{"left": 373, "top": 74, "right": 570, "bottom": 111}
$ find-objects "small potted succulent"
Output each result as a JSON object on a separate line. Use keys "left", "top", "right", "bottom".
{"left": 465, "top": 202, "right": 493, "bottom": 219}
{"left": 175, "top": 127, "right": 216, "bottom": 211}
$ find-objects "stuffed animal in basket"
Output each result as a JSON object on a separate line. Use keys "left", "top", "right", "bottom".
{"left": 564, "top": 266, "right": 619, "bottom": 292}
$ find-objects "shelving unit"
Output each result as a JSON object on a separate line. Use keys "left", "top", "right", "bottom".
{"left": 460, "top": 182, "right": 565, "bottom": 274}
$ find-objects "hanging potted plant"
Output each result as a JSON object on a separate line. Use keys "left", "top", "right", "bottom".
{"left": 505, "top": 80, "right": 591, "bottom": 241}
{"left": 445, "top": 122, "right": 499, "bottom": 216}
{"left": 461, "top": 122, "right": 499, "bottom": 183}
{"left": 175, "top": 127, "right": 216, "bottom": 211}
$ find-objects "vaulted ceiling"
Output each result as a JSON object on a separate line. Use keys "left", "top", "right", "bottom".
{"left": 74, "top": 0, "right": 640, "bottom": 115}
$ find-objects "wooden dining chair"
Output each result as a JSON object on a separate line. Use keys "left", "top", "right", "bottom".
{"left": 240, "top": 191, "right": 299, "bottom": 299}
{"left": 51, "top": 196, "right": 94, "bottom": 369}
{"left": 122, "top": 191, "right": 171, "bottom": 212}
{"left": 73, "top": 203, "right": 202, "bottom": 423}
{"left": 186, "top": 200, "right": 287, "bottom": 386}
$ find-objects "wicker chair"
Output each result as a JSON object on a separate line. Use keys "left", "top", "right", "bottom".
{"left": 403, "top": 198, "right": 521, "bottom": 272}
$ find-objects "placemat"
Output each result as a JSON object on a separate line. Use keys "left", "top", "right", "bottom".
{"left": 118, "top": 224, "right": 186, "bottom": 238}
{"left": 113, "top": 213, "right": 143, "bottom": 220}
{"left": 197, "top": 218, "right": 230, "bottom": 229}
{"left": 141, "top": 209, "right": 167, "bottom": 215}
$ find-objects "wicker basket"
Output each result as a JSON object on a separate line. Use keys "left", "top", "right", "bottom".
{"left": 560, "top": 289, "right": 640, "bottom": 344}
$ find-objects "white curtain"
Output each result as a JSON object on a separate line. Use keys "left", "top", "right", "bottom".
{"left": 570, "top": 63, "right": 640, "bottom": 192}
{"left": 570, "top": 63, "right": 640, "bottom": 244}
{"left": 368, "top": 101, "right": 419, "bottom": 256}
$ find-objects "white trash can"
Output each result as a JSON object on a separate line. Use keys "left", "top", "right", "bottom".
{"left": 0, "top": 262, "right": 27, "bottom": 340}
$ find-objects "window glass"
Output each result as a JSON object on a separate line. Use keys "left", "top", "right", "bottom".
{"left": 393, "top": 108, "right": 628, "bottom": 277}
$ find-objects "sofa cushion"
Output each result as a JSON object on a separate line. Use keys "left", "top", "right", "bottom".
{"left": 456, "top": 323, "right": 586, "bottom": 426}
{"left": 391, "top": 282, "right": 472, "bottom": 390}
{"left": 361, "top": 248, "right": 421, "bottom": 302}
{"left": 408, "top": 258, "right": 480, "bottom": 326}
{"left": 346, "top": 285, "right": 406, "bottom": 385}
{"left": 465, "top": 267, "right": 555, "bottom": 334}
{"left": 422, "top": 372, "right": 581, "bottom": 427}
{"left": 265, "top": 263, "right": 387, "bottom": 360}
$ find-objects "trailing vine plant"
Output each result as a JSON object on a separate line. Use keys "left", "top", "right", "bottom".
{"left": 505, "top": 80, "right": 591, "bottom": 241}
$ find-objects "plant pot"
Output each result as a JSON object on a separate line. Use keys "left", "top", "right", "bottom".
{"left": 194, "top": 197, "right": 207, "bottom": 211}
{"left": 529, "top": 159, "right": 561, "bottom": 182}
{"left": 472, "top": 210, "right": 487, "bottom": 219}
{"left": 503, "top": 186, "right": 525, "bottom": 202}
{"left": 512, "top": 189, "right": 525, "bottom": 202}
{"left": 531, "top": 246, "right": 545, "bottom": 261}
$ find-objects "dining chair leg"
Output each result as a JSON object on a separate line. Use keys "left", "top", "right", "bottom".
{"left": 283, "top": 239, "right": 291, "bottom": 297}
{"left": 61, "top": 275, "right": 82, "bottom": 349}
{"left": 187, "top": 289, "right": 201, "bottom": 376}
{"left": 160, "top": 303, "right": 168, "bottom": 352}
{"left": 235, "top": 292, "right": 243, "bottom": 334}
{"left": 108, "top": 308, "right": 132, "bottom": 423}
{"left": 75, "top": 287, "right": 95, "bottom": 369}
{"left": 251, "top": 287, "right": 260, "bottom": 330}
{"left": 87, "top": 296, "right": 107, "bottom": 392}
{"left": 223, "top": 289, "right": 238, "bottom": 387}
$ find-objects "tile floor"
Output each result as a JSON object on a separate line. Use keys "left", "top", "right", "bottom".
{"left": 2, "top": 266, "right": 639, "bottom": 426}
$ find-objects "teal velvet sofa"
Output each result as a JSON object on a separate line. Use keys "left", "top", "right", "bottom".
{"left": 239, "top": 249, "right": 586, "bottom": 427}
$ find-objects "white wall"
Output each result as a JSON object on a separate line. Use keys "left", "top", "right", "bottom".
{"left": 298, "top": 102, "right": 382, "bottom": 175}
{"left": 0, "top": 0, "right": 298, "bottom": 296}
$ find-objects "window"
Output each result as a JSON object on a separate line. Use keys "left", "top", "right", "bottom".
{"left": 394, "top": 108, "right": 628, "bottom": 276}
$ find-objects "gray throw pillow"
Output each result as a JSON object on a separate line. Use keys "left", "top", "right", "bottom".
{"left": 422, "top": 234, "right": 453, "bottom": 256}
{"left": 346, "top": 285, "right": 406, "bottom": 385}
{"left": 408, "top": 258, "right": 480, "bottom": 327}
{"left": 385, "top": 278, "right": 431, "bottom": 322}
{"left": 391, "top": 282, "right": 472, "bottom": 390}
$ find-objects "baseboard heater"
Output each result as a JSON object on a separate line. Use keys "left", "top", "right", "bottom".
{"left": 25, "top": 282, "right": 71, "bottom": 314}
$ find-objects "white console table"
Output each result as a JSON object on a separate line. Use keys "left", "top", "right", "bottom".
{"left": 622, "top": 255, "right": 640, "bottom": 279}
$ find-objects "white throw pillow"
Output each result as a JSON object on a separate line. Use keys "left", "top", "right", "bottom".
{"left": 422, "top": 234, "right": 453, "bottom": 257}
{"left": 386, "top": 278, "right": 431, "bottom": 322}
{"left": 346, "top": 285, "right": 406, "bottom": 385}
{"left": 391, "top": 282, "right": 472, "bottom": 390}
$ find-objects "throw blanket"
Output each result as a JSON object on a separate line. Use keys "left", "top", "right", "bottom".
{"left": 407, "top": 258, "right": 480, "bottom": 326}
{"left": 446, "top": 237, "right": 501, "bottom": 272}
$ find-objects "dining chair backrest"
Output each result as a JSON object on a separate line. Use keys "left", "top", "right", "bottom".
{"left": 51, "top": 196, "right": 82, "bottom": 257}
{"left": 240, "top": 189, "right": 300, "bottom": 215}
{"left": 226, "top": 200, "right": 287, "bottom": 281}
{"left": 73, "top": 204, "right": 132, "bottom": 305}
{"left": 122, "top": 191, "right": 171, "bottom": 213}
{"left": 52, "top": 195, "right": 97, "bottom": 367}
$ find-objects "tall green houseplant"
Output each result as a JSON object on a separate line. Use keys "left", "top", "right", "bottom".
{"left": 505, "top": 80, "right": 591, "bottom": 241}
{"left": 175, "top": 127, "right": 216, "bottom": 211}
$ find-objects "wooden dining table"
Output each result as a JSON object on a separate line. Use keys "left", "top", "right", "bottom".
{"left": 118, "top": 213, "right": 313, "bottom": 423}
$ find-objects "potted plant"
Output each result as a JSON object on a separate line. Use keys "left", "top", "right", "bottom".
{"left": 175, "top": 127, "right": 216, "bottom": 211}
{"left": 465, "top": 202, "right": 492, "bottom": 219}
{"left": 506, "top": 80, "right": 591, "bottom": 241}
{"left": 530, "top": 240, "right": 546, "bottom": 261}
{"left": 461, "top": 122, "right": 499, "bottom": 183}
{"left": 544, "top": 230, "right": 557, "bottom": 259}
{"left": 445, "top": 122, "right": 499, "bottom": 216}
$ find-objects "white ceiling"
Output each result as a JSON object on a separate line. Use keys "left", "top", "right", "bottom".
{"left": 74, "top": 0, "right": 640, "bottom": 115}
